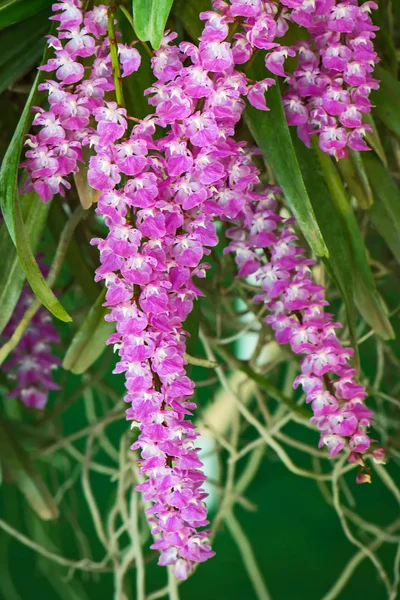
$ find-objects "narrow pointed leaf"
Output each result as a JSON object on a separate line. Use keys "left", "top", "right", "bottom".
{"left": 364, "top": 154, "right": 400, "bottom": 265}
{"left": 183, "top": 301, "right": 200, "bottom": 377}
{"left": 371, "top": 66, "right": 400, "bottom": 138}
{"left": 28, "top": 515, "right": 90, "bottom": 600}
{"left": 184, "top": 301, "right": 199, "bottom": 357}
{"left": 363, "top": 113, "right": 387, "bottom": 167}
{"left": 0, "top": 420, "right": 59, "bottom": 520}
{"left": 132, "top": 0, "right": 174, "bottom": 49}
{"left": 0, "top": 34, "right": 71, "bottom": 323}
{"left": 292, "top": 136, "right": 358, "bottom": 364}
{"left": 244, "top": 65, "right": 327, "bottom": 257}
{"left": 315, "top": 145, "right": 394, "bottom": 340}
{"left": 172, "top": 0, "right": 210, "bottom": 40}
{"left": 47, "top": 202, "right": 99, "bottom": 302}
{"left": 0, "top": 193, "right": 50, "bottom": 336}
{"left": 0, "top": 11, "right": 47, "bottom": 94}
{"left": 63, "top": 290, "right": 114, "bottom": 375}
{"left": 368, "top": 200, "right": 400, "bottom": 266}
{"left": 118, "top": 11, "right": 155, "bottom": 120}
{"left": 363, "top": 154, "right": 400, "bottom": 226}
{"left": 0, "top": 0, "right": 51, "bottom": 28}
{"left": 336, "top": 152, "right": 373, "bottom": 210}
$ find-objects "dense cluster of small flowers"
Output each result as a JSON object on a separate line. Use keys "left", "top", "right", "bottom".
{"left": 282, "top": 0, "right": 379, "bottom": 157}
{"left": 2, "top": 283, "right": 60, "bottom": 410}
{"left": 211, "top": 0, "right": 379, "bottom": 157}
{"left": 86, "top": 4, "right": 277, "bottom": 571}
{"left": 19, "top": 0, "right": 384, "bottom": 578}
{"left": 88, "top": 98, "right": 216, "bottom": 578}
{"left": 21, "top": 0, "right": 140, "bottom": 202}
{"left": 225, "top": 181, "right": 384, "bottom": 478}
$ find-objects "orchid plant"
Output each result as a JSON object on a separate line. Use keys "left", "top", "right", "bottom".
{"left": 0, "top": 1, "right": 399, "bottom": 599}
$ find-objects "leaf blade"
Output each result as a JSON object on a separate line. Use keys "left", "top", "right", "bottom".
{"left": 0, "top": 420, "right": 59, "bottom": 520}
{"left": 131, "top": 0, "right": 173, "bottom": 49}
{"left": 62, "top": 290, "right": 114, "bottom": 375}
{"left": 371, "top": 66, "right": 400, "bottom": 138}
{"left": 363, "top": 154, "right": 400, "bottom": 226}
{"left": 244, "top": 69, "right": 328, "bottom": 257}
{"left": 0, "top": 32, "right": 71, "bottom": 323}
{"left": 47, "top": 202, "right": 99, "bottom": 303}
{"left": 364, "top": 154, "right": 400, "bottom": 266}
{"left": 0, "top": 193, "right": 50, "bottom": 336}
{"left": 315, "top": 144, "right": 394, "bottom": 340}
{"left": 292, "top": 136, "right": 359, "bottom": 364}
{"left": 0, "top": 0, "right": 51, "bottom": 28}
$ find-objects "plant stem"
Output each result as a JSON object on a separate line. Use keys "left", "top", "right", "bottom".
{"left": 184, "top": 353, "right": 219, "bottom": 368}
{"left": 108, "top": 8, "right": 125, "bottom": 108}
{"left": 167, "top": 567, "right": 180, "bottom": 600}
{"left": 211, "top": 340, "right": 309, "bottom": 417}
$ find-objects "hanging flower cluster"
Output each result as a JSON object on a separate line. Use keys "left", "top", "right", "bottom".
{"left": 86, "top": 22, "right": 255, "bottom": 582}
{"left": 17, "top": 0, "right": 385, "bottom": 580}
{"left": 23, "top": 0, "right": 380, "bottom": 202}
{"left": 2, "top": 281, "right": 60, "bottom": 410}
{"left": 88, "top": 98, "right": 217, "bottom": 579}
{"left": 211, "top": 0, "right": 379, "bottom": 156}
{"left": 281, "top": 0, "right": 379, "bottom": 157}
{"left": 224, "top": 182, "right": 384, "bottom": 482}
{"left": 21, "top": 0, "right": 140, "bottom": 202}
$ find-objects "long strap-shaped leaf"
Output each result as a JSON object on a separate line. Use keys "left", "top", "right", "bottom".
{"left": 244, "top": 67, "right": 328, "bottom": 258}
{"left": 371, "top": 65, "right": 400, "bottom": 139}
{"left": 0, "top": 193, "right": 50, "bottom": 336}
{"left": 292, "top": 136, "right": 359, "bottom": 366}
{"left": 0, "top": 0, "right": 51, "bottom": 28}
{"left": 0, "top": 33, "right": 71, "bottom": 323}
{"left": 316, "top": 145, "right": 394, "bottom": 340}
{"left": 63, "top": 289, "right": 114, "bottom": 375}
{"left": 132, "top": 0, "right": 174, "bottom": 49}
{"left": 0, "top": 11, "right": 48, "bottom": 95}
{"left": 0, "top": 419, "right": 59, "bottom": 520}
{"left": 364, "top": 154, "right": 400, "bottom": 266}
{"left": 363, "top": 154, "right": 400, "bottom": 226}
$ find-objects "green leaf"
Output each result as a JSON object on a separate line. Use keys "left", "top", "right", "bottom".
{"left": 184, "top": 301, "right": 199, "bottom": 357}
{"left": 172, "top": 0, "right": 210, "bottom": 40}
{"left": 315, "top": 144, "right": 394, "bottom": 340}
{"left": 0, "top": 528, "right": 21, "bottom": 600}
{"left": 292, "top": 136, "right": 358, "bottom": 364}
{"left": 183, "top": 301, "right": 200, "bottom": 377}
{"left": 117, "top": 9, "right": 155, "bottom": 120}
{"left": 336, "top": 151, "right": 373, "bottom": 210}
{"left": 0, "top": 0, "right": 51, "bottom": 28}
{"left": 363, "top": 154, "right": 400, "bottom": 227}
{"left": 363, "top": 113, "right": 387, "bottom": 167}
{"left": 244, "top": 65, "right": 327, "bottom": 257}
{"left": 47, "top": 202, "right": 99, "bottom": 303}
{"left": 0, "top": 38, "right": 44, "bottom": 94}
{"left": 28, "top": 515, "right": 90, "bottom": 600}
{"left": 371, "top": 66, "right": 400, "bottom": 138}
{"left": 132, "top": 0, "right": 174, "bottom": 49}
{"left": 0, "top": 11, "right": 47, "bottom": 94}
{"left": 364, "top": 154, "right": 400, "bottom": 265}
{"left": 63, "top": 290, "right": 114, "bottom": 375}
{"left": 0, "top": 193, "right": 50, "bottom": 336}
{"left": 368, "top": 199, "right": 400, "bottom": 266}
{"left": 0, "top": 420, "right": 59, "bottom": 520}
{"left": 0, "top": 33, "right": 71, "bottom": 323}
